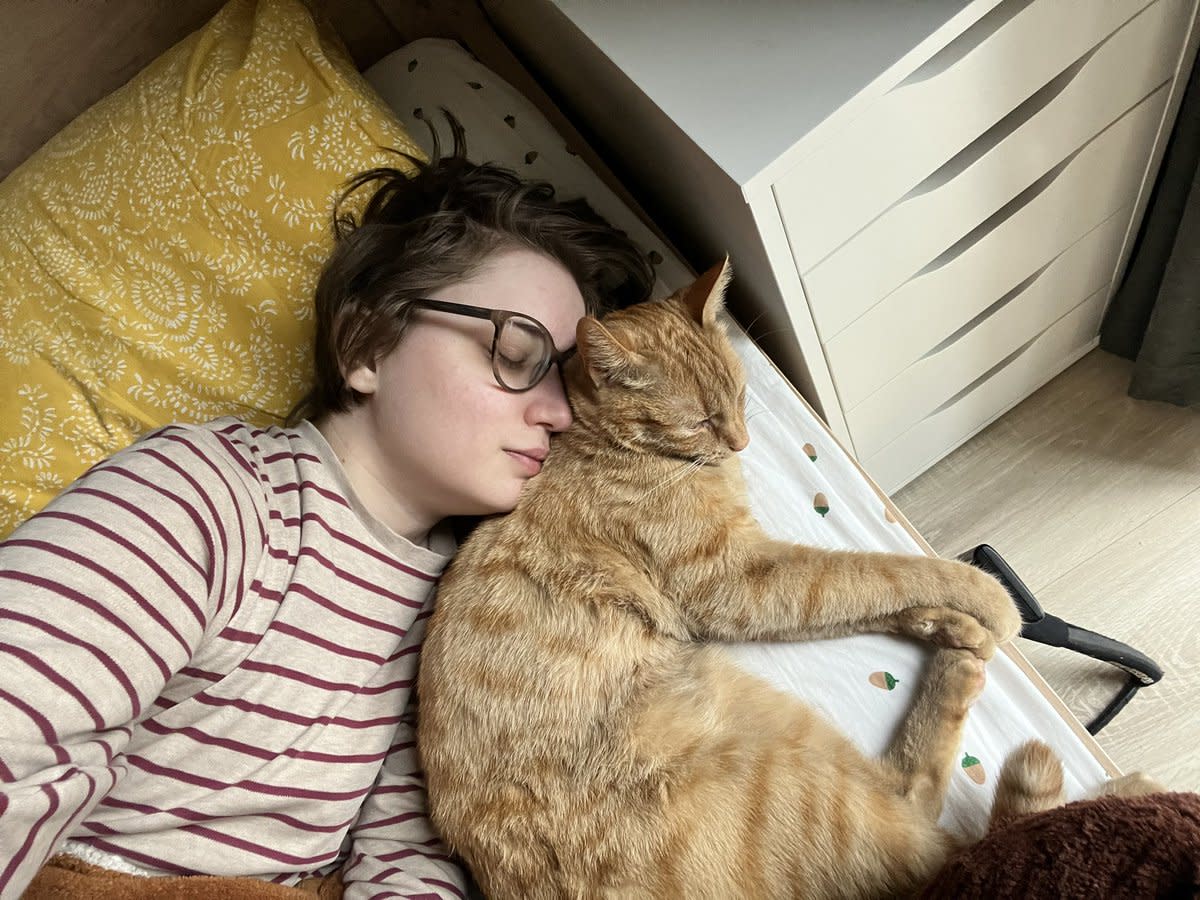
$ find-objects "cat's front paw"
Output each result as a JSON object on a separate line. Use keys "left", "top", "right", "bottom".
{"left": 956, "top": 565, "right": 1023, "bottom": 644}
{"left": 894, "top": 606, "right": 997, "bottom": 660}
{"left": 941, "top": 648, "right": 987, "bottom": 711}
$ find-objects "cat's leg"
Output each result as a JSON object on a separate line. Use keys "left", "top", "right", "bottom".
{"left": 884, "top": 648, "right": 986, "bottom": 821}
{"left": 670, "top": 533, "right": 1022, "bottom": 648}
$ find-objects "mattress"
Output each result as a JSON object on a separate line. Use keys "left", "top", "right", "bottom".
{"left": 365, "top": 39, "right": 1114, "bottom": 841}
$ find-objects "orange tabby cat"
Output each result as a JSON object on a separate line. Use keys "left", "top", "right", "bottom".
{"left": 419, "top": 261, "right": 1056, "bottom": 899}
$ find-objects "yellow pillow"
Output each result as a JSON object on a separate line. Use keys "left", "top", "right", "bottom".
{"left": 0, "top": 0, "right": 423, "bottom": 536}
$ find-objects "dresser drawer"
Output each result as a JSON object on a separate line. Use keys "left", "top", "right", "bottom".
{"left": 774, "top": 0, "right": 1157, "bottom": 277}
{"left": 859, "top": 291, "right": 1109, "bottom": 492}
{"left": 801, "top": 0, "right": 1186, "bottom": 343}
{"left": 844, "top": 212, "right": 1127, "bottom": 459}
{"left": 820, "top": 78, "right": 1166, "bottom": 400}
{"left": 826, "top": 193, "right": 1135, "bottom": 414}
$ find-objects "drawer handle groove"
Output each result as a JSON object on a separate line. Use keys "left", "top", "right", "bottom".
{"left": 911, "top": 80, "right": 1167, "bottom": 281}
{"left": 805, "top": 52, "right": 1091, "bottom": 275}
{"left": 920, "top": 284, "right": 1107, "bottom": 422}
{"left": 905, "top": 1, "right": 1167, "bottom": 200}
{"left": 803, "top": 55, "right": 1087, "bottom": 275}
{"left": 911, "top": 154, "right": 1076, "bottom": 281}
{"left": 903, "top": 54, "right": 1095, "bottom": 202}
{"left": 924, "top": 336, "right": 1041, "bottom": 421}
{"left": 918, "top": 264, "right": 1051, "bottom": 362}
{"left": 894, "top": 0, "right": 1037, "bottom": 89}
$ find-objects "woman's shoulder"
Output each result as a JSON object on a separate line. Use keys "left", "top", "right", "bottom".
{"left": 131, "top": 417, "right": 319, "bottom": 472}
{"left": 89, "top": 417, "right": 332, "bottom": 512}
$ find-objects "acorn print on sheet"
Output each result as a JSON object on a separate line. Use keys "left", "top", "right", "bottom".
{"left": 868, "top": 671, "right": 898, "bottom": 691}
{"left": 803, "top": 442, "right": 817, "bottom": 462}
{"left": 961, "top": 753, "right": 986, "bottom": 785}
{"left": 813, "top": 492, "right": 829, "bottom": 518}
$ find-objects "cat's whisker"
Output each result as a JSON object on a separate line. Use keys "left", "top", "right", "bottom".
{"left": 745, "top": 325, "right": 792, "bottom": 344}
{"left": 664, "top": 459, "right": 704, "bottom": 489}
{"left": 647, "top": 458, "right": 704, "bottom": 494}
{"left": 738, "top": 310, "right": 769, "bottom": 335}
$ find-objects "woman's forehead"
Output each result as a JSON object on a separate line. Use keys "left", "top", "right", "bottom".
{"left": 433, "top": 247, "right": 585, "bottom": 348}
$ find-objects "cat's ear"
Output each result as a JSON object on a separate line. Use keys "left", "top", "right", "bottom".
{"left": 576, "top": 316, "right": 649, "bottom": 389}
{"left": 682, "top": 256, "right": 732, "bottom": 328}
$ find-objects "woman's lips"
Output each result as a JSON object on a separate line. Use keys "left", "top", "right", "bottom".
{"left": 505, "top": 449, "right": 544, "bottom": 475}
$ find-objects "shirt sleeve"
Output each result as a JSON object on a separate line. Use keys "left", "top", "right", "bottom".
{"left": 0, "top": 426, "right": 256, "bottom": 896}
{"left": 342, "top": 602, "right": 471, "bottom": 900}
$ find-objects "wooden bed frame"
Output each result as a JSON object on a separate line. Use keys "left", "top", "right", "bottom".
{"left": 0, "top": 0, "right": 1119, "bottom": 776}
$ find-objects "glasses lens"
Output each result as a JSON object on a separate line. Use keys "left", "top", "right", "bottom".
{"left": 494, "top": 315, "right": 552, "bottom": 390}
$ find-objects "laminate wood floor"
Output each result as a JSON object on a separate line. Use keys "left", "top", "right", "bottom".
{"left": 892, "top": 347, "right": 1200, "bottom": 791}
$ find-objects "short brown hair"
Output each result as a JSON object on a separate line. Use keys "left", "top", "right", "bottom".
{"left": 288, "top": 123, "right": 654, "bottom": 423}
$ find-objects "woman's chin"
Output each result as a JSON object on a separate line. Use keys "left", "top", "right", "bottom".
{"left": 470, "top": 487, "right": 524, "bottom": 518}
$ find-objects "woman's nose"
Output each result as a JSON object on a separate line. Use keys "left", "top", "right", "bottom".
{"left": 526, "top": 365, "right": 573, "bottom": 432}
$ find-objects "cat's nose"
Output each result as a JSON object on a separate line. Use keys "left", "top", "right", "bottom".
{"left": 727, "top": 424, "right": 750, "bottom": 452}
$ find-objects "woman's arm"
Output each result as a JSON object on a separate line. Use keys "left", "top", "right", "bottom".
{"left": 0, "top": 425, "right": 254, "bottom": 896}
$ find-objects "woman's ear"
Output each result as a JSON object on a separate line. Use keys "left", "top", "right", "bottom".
{"left": 576, "top": 317, "right": 649, "bottom": 389}
{"left": 345, "top": 362, "right": 379, "bottom": 396}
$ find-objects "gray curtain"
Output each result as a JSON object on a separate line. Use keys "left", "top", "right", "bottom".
{"left": 1100, "top": 55, "right": 1200, "bottom": 408}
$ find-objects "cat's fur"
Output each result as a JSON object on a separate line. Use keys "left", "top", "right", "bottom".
{"left": 418, "top": 262, "right": 1103, "bottom": 898}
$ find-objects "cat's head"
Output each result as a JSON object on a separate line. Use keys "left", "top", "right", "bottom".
{"left": 568, "top": 258, "right": 749, "bottom": 463}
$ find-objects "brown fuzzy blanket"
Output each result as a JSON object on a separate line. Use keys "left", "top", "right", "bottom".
{"left": 25, "top": 793, "right": 1200, "bottom": 898}
{"left": 24, "top": 855, "right": 343, "bottom": 899}
{"left": 923, "top": 791, "right": 1200, "bottom": 899}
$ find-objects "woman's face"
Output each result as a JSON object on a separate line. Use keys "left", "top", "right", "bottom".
{"left": 339, "top": 246, "right": 587, "bottom": 529}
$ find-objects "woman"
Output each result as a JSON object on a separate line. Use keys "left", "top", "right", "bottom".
{"left": 0, "top": 138, "right": 653, "bottom": 898}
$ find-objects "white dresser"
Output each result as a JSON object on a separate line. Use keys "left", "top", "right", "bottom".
{"left": 489, "top": 0, "right": 1199, "bottom": 492}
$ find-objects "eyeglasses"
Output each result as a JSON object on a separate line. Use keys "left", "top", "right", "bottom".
{"left": 407, "top": 298, "right": 573, "bottom": 393}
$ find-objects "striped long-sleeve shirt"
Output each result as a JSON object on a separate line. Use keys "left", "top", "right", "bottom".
{"left": 0, "top": 418, "right": 468, "bottom": 899}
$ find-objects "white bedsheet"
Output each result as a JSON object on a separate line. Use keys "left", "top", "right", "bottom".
{"left": 365, "top": 39, "right": 1111, "bottom": 841}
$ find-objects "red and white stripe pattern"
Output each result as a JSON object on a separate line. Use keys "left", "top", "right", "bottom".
{"left": 0, "top": 419, "right": 467, "bottom": 898}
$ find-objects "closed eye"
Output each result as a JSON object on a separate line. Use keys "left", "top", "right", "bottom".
{"left": 498, "top": 349, "right": 532, "bottom": 366}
